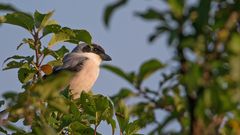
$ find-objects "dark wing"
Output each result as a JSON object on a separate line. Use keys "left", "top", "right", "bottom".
{"left": 53, "top": 53, "right": 88, "bottom": 73}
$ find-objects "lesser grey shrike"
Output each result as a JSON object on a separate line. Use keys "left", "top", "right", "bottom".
{"left": 53, "top": 43, "right": 112, "bottom": 99}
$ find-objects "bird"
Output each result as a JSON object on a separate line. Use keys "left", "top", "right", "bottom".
{"left": 52, "top": 43, "right": 112, "bottom": 99}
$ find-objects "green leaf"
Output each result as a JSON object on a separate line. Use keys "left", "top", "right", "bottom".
{"left": 0, "top": 4, "right": 19, "bottom": 12}
{"left": 48, "top": 97, "right": 69, "bottom": 113}
{"left": 0, "top": 126, "right": 7, "bottom": 134}
{"left": 17, "top": 38, "right": 35, "bottom": 50}
{"left": 135, "top": 9, "right": 164, "bottom": 21}
{"left": 34, "top": 10, "right": 55, "bottom": 31}
{"left": 3, "top": 60, "right": 26, "bottom": 70}
{"left": 0, "top": 12, "right": 34, "bottom": 31}
{"left": 43, "top": 24, "right": 61, "bottom": 36}
{"left": 78, "top": 92, "right": 96, "bottom": 116}
{"left": 68, "top": 29, "right": 92, "bottom": 45}
{"left": 3, "top": 55, "right": 34, "bottom": 64}
{"left": 137, "top": 59, "right": 164, "bottom": 86}
{"left": 102, "top": 64, "right": 136, "bottom": 84}
{"left": 70, "top": 121, "right": 100, "bottom": 135}
{"left": 55, "top": 46, "right": 69, "bottom": 58}
{"left": 48, "top": 27, "right": 75, "bottom": 47}
{"left": 43, "top": 46, "right": 69, "bottom": 60}
{"left": 32, "top": 71, "right": 74, "bottom": 99}
{"left": 168, "top": 0, "right": 184, "bottom": 19}
{"left": 125, "top": 119, "right": 141, "bottom": 135}
{"left": 115, "top": 100, "right": 129, "bottom": 133}
{"left": 194, "top": 0, "right": 210, "bottom": 31}
{"left": 47, "top": 60, "right": 63, "bottom": 67}
{"left": 229, "top": 33, "right": 240, "bottom": 81}
{"left": 111, "top": 88, "right": 135, "bottom": 103}
{"left": 18, "top": 68, "right": 35, "bottom": 83}
{"left": 2, "top": 92, "right": 17, "bottom": 100}
{"left": 148, "top": 26, "right": 169, "bottom": 42}
{"left": 103, "top": 0, "right": 128, "bottom": 27}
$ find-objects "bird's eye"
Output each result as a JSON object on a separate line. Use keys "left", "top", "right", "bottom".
{"left": 93, "top": 48, "right": 98, "bottom": 51}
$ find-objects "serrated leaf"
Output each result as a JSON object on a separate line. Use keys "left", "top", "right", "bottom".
{"left": 18, "top": 68, "right": 35, "bottom": 83}
{"left": 137, "top": 59, "right": 164, "bottom": 86}
{"left": 103, "top": 0, "right": 128, "bottom": 27}
{"left": 0, "top": 12, "right": 34, "bottom": 31}
{"left": 102, "top": 64, "right": 136, "bottom": 84}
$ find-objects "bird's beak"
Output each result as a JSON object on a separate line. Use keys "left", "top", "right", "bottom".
{"left": 101, "top": 53, "right": 112, "bottom": 61}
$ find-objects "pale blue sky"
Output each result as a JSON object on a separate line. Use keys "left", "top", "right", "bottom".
{"left": 0, "top": 0, "right": 177, "bottom": 134}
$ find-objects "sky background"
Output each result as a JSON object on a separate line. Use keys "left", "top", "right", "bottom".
{"left": 0, "top": 0, "right": 177, "bottom": 134}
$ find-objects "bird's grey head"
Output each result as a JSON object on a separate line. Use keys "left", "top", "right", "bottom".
{"left": 72, "top": 43, "right": 112, "bottom": 61}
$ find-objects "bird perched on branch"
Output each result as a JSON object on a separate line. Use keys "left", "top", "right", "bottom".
{"left": 53, "top": 43, "right": 112, "bottom": 99}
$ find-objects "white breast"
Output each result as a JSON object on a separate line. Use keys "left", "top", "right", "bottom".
{"left": 69, "top": 52, "right": 101, "bottom": 99}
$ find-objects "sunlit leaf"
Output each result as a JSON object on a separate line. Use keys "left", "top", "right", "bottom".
{"left": 0, "top": 12, "right": 34, "bottom": 31}
{"left": 78, "top": 92, "right": 96, "bottom": 116}
{"left": 43, "top": 46, "right": 69, "bottom": 60}
{"left": 48, "top": 27, "right": 74, "bottom": 47}
{"left": 43, "top": 24, "right": 61, "bottom": 37}
{"left": 168, "top": 0, "right": 184, "bottom": 19}
{"left": 18, "top": 68, "right": 35, "bottom": 83}
{"left": 69, "top": 29, "right": 92, "bottom": 45}
{"left": 34, "top": 10, "right": 55, "bottom": 31}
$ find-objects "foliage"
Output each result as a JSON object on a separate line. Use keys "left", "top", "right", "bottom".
{"left": 0, "top": 10, "right": 141, "bottom": 135}
{"left": 103, "top": 0, "right": 240, "bottom": 135}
